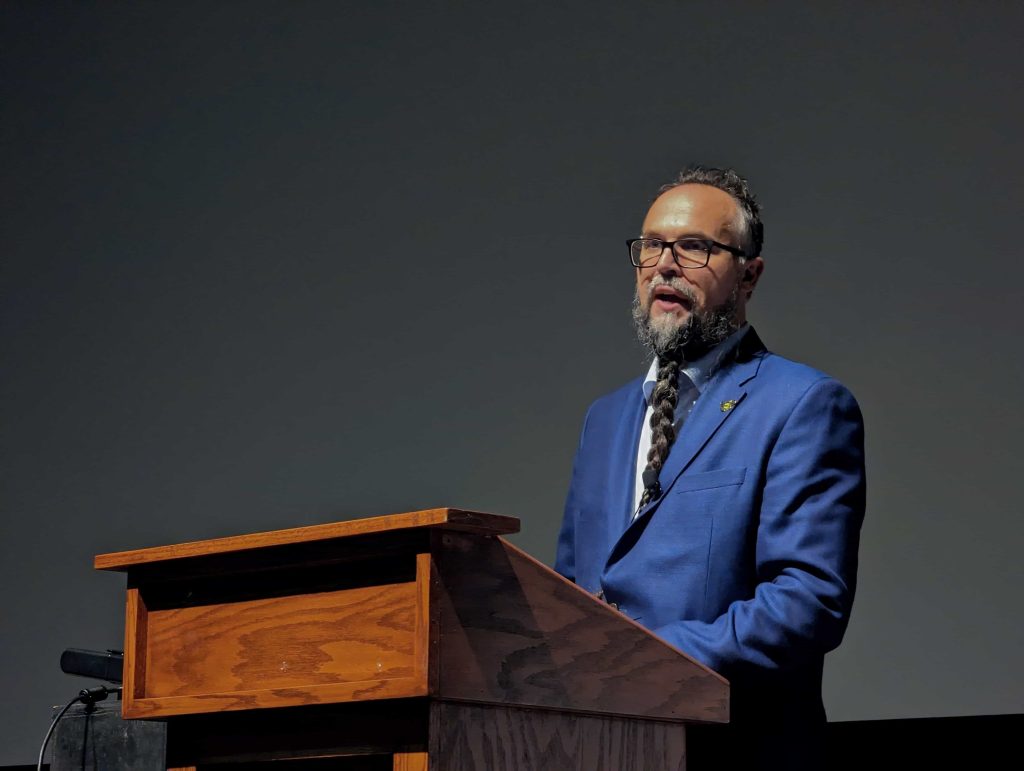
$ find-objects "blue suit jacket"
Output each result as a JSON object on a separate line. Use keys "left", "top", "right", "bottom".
{"left": 555, "top": 327, "right": 866, "bottom": 735}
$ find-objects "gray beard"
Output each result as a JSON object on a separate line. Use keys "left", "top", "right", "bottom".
{"left": 632, "top": 280, "right": 740, "bottom": 361}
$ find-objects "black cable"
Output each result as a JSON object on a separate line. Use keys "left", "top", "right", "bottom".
{"left": 37, "top": 685, "right": 121, "bottom": 771}
{"left": 36, "top": 693, "right": 78, "bottom": 771}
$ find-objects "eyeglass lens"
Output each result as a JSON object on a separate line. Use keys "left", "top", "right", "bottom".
{"left": 632, "top": 239, "right": 709, "bottom": 267}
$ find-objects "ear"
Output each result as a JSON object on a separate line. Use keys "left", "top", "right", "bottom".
{"left": 740, "top": 256, "right": 764, "bottom": 300}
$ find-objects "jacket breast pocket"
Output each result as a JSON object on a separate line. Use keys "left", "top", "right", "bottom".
{"left": 673, "top": 466, "right": 747, "bottom": 494}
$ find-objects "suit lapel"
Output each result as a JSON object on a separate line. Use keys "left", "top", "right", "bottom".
{"left": 604, "top": 327, "right": 767, "bottom": 568}
{"left": 651, "top": 369, "right": 752, "bottom": 494}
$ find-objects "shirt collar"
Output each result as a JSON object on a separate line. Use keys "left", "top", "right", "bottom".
{"left": 641, "top": 323, "right": 749, "bottom": 405}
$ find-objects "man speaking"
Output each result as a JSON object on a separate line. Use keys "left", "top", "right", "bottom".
{"left": 554, "top": 166, "right": 866, "bottom": 769}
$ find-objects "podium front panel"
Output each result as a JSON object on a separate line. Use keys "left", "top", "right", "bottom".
{"left": 122, "top": 550, "right": 432, "bottom": 718}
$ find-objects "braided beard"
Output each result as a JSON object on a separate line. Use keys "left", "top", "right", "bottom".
{"left": 631, "top": 276, "right": 742, "bottom": 509}
{"left": 632, "top": 277, "right": 741, "bottom": 361}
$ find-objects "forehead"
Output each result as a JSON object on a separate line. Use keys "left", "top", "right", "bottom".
{"left": 641, "top": 184, "right": 740, "bottom": 239}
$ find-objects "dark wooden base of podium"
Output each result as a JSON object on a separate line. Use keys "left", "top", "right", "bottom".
{"left": 432, "top": 701, "right": 686, "bottom": 771}
{"left": 164, "top": 698, "right": 687, "bottom": 770}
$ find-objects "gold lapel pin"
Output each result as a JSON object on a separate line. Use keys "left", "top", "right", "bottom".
{"left": 720, "top": 399, "right": 738, "bottom": 412}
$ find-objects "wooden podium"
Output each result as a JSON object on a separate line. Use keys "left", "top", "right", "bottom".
{"left": 95, "top": 508, "right": 728, "bottom": 770}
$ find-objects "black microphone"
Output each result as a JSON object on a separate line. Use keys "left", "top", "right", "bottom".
{"left": 59, "top": 648, "right": 123, "bottom": 683}
{"left": 642, "top": 468, "right": 662, "bottom": 498}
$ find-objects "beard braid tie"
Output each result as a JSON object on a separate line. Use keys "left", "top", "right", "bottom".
{"left": 637, "top": 346, "right": 685, "bottom": 510}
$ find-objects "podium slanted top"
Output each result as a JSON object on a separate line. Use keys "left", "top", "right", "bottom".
{"left": 94, "top": 507, "right": 519, "bottom": 571}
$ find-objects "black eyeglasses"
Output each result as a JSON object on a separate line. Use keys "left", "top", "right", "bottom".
{"left": 626, "top": 237, "right": 748, "bottom": 269}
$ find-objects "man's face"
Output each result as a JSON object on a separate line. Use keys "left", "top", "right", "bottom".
{"left": 633, "top": 183, "right": 763, "bottom": 357}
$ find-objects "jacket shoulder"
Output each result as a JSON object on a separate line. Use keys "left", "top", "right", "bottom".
{"left": 740, "top": 327, "right": 858, "bottom": 401}
{"left": 752, "top": 349, "right": 863, "bottom": 420}
{"left": 566, "top": 374, "right": 646, "bottom": 453}
{"left": 584, "top": 374, "right": 645, "bottom": 419}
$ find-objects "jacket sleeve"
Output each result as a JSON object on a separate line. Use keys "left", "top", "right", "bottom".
{"left": 652, "top": 377, "right": 866, "bottom": 681}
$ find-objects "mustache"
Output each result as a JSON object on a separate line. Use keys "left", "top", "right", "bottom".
{"left": 646, "top": 276, "right": 699, "bottom": 306}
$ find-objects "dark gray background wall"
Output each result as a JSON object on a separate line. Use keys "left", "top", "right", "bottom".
{"left": 3, "top": 0, "right": 1022, "bottom": 763}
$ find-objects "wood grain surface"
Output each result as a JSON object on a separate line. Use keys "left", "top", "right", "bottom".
{"left": 433, "top": 532, "right": 728, "bottom": 723}
{"left": 124, "top": 587, "right": 148, "bottom": 702}
{"left": 103, "top": 509, "right": 720, "bottom": 767}
{"left": 414, "top": 552, "right": 433, "bottom": 694}
{"left": 393, "top": 752, "right": 429, "bottom": 771}
{"left": 124, "top": 577, "right": 430, "bottom": 718}
{"left": 145, "top": 581, "right": 418, "bottom": 696}
{"left": 96, "top": 508, "right": 519, "bottom": 571}
{"left": 430, "top": 701, "right": 686, "bottom": 771}
{"left": 127, "top": 677, "right": 429, "bottom": 719}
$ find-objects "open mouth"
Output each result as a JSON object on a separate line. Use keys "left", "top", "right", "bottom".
{"left": 651, "top": 285, "right": 692, "bottom": 311}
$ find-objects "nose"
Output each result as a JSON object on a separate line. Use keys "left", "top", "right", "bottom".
{"left": 653, "top": 243, "right": 682, "bottom": 276}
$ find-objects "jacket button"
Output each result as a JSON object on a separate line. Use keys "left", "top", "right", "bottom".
{"left": 609, "top": 601, "right": 619, "bottom": 611}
